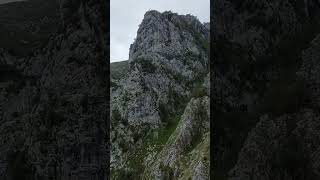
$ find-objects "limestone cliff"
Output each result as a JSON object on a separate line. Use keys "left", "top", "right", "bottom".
{"left": 111, "top": 10, "right": 210, "bottom": 179}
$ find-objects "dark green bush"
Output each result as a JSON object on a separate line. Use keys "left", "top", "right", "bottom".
{"left": 159, "top": 162, "right": 174, "bottom": 180}
{"left": 113, "top": 169, "right": 136, "bottom": 180}
{"left": 112, "top": 109, "right": 122, "bottom": 123}
{"left": 134, "top": 57, "right": 157, "bottom": 73}
{"left": 191, "top": 82, "right": 207, "bottom": 98}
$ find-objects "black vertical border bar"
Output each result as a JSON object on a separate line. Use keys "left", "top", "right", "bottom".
{"left": 209, "top": 0, "right": 213, "bottom": 179}
{"left": 99, "top": 0, "right": 110, "bottom": 179}
{"left": 107, "top": 0, "right": 111, "bottom": 179}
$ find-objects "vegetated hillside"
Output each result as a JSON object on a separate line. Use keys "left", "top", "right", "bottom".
{"left": 110, "top": 60, "right": 129, "bottom": 80}
{"left": 0, "top": 0, "right": 60, "bottom": 56}
{"left": 111, "top": 10, "right": 210, "bottom": 179}
{"left": 212, "top": 0, "right": 320, "bottom": 179}
{"left": 0, "top": 0, "right": 108, "bottom": 179}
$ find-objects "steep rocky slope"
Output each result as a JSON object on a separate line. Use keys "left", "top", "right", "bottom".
{"left": 111, "top": 10, "right": 210, "bottom": 179}
{"left": 0, "top": 0, "right": 108, "bottom": 179}
{"left": 212, "top": 0, "right": 320, "bottom": 179}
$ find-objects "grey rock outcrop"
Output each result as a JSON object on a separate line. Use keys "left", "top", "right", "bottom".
{"left": 118, "top": 10, "right": 209, "bottom": 126}
{"left": 144, "top": 96, "right": 209, "bottom": 180}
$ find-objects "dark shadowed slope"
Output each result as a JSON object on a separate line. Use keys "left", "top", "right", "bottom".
{"left": 0, "top": 0, "right": 109, "bottom": 179}
{"left": 0, "top": 0, "right": 60, "bottom": 56}
{"left": 212, "top": 0, "right": 320, "bottom": 179}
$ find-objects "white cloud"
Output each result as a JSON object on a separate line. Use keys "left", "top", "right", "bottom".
{"left": 110, "top": 0, "right": 210, "bottom": 62}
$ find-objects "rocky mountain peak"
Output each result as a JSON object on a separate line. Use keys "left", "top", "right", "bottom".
{"left": 129, "top": 10, "right": 209, "bottom": 64}
{"left": 112, "top": 10, "right": 209, "bottom": 128}
{"left": 111, "top": 10, "right": 209, "bottom": 179}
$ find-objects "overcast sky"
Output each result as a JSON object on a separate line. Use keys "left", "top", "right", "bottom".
{"left": 111, "top": 0, "right": 210, "bottom": 62}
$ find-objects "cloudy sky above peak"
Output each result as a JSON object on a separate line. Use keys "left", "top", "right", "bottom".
{"left": 111, "top": 0, "right": 210, "bottom": 62}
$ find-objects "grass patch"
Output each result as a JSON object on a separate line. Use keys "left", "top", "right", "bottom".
{"left": 125, "top": 115, "right": 181, "bottom": 178}
{"left": 110, "top": 60, "right": 129, "bottom": 80}
{"left": 191, "top": 81, "right": 207, "bottom": 98}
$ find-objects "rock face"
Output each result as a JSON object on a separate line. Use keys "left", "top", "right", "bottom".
{"left": 0, "top": 0, "right": 108, "bottom": 179}
{"left": 212, "top": 0, "right": 320, "bottom": 179}
{"left": 143, "top": 96, "right": 210, "bottom": 180}
{"left": 111, "top": 10, "right": 209, "bottom": 179}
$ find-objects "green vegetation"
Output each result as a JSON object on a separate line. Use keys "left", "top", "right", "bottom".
{"left": 112, "top": 169, "right": 137, "bottom": 180}
{"left": 161, "top": 65, "right": 187, "bottom": 84}
{"left": 157, "top": 86, "right": 189, "bottom": 126}
{"left": 179, "top": 133, "right": 210, "bottom": 180}
{"left": 133, "top": 57, "right": 157, "bottom": 73}
{"left": 159, "top": 162, "right": 174, "bottom": 180}
{"left": 159, "top": 103, "right": 169, "bottom": 122}
{"left": 115, "top": 115, "right": 181, "bottom": 179}
{"left": 121, "top": 91, "right": 130, "bottom": 106}
{"left": 191, "top": 81, "right": 207, "bottom": 98}
{"left": 186, "top": 106, "right": 208, "bottom": 153}
{"left": 110, "top": 80, "right": 118, "bottom": 88}
{"left": 193, "top": 31, "right": 209, "bottom": 52}
{"left": 110, "top": 60, "right": 129, "bottom": 80}
{"left": 174, "top": 18, "right": 209, "bottom": 53}
{"left": 112, "top": 109, "right": 122, "bottom": 124}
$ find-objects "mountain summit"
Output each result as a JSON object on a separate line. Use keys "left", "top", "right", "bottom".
{"left": 111, "top": 10, "right": 210, "bottom": 179}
